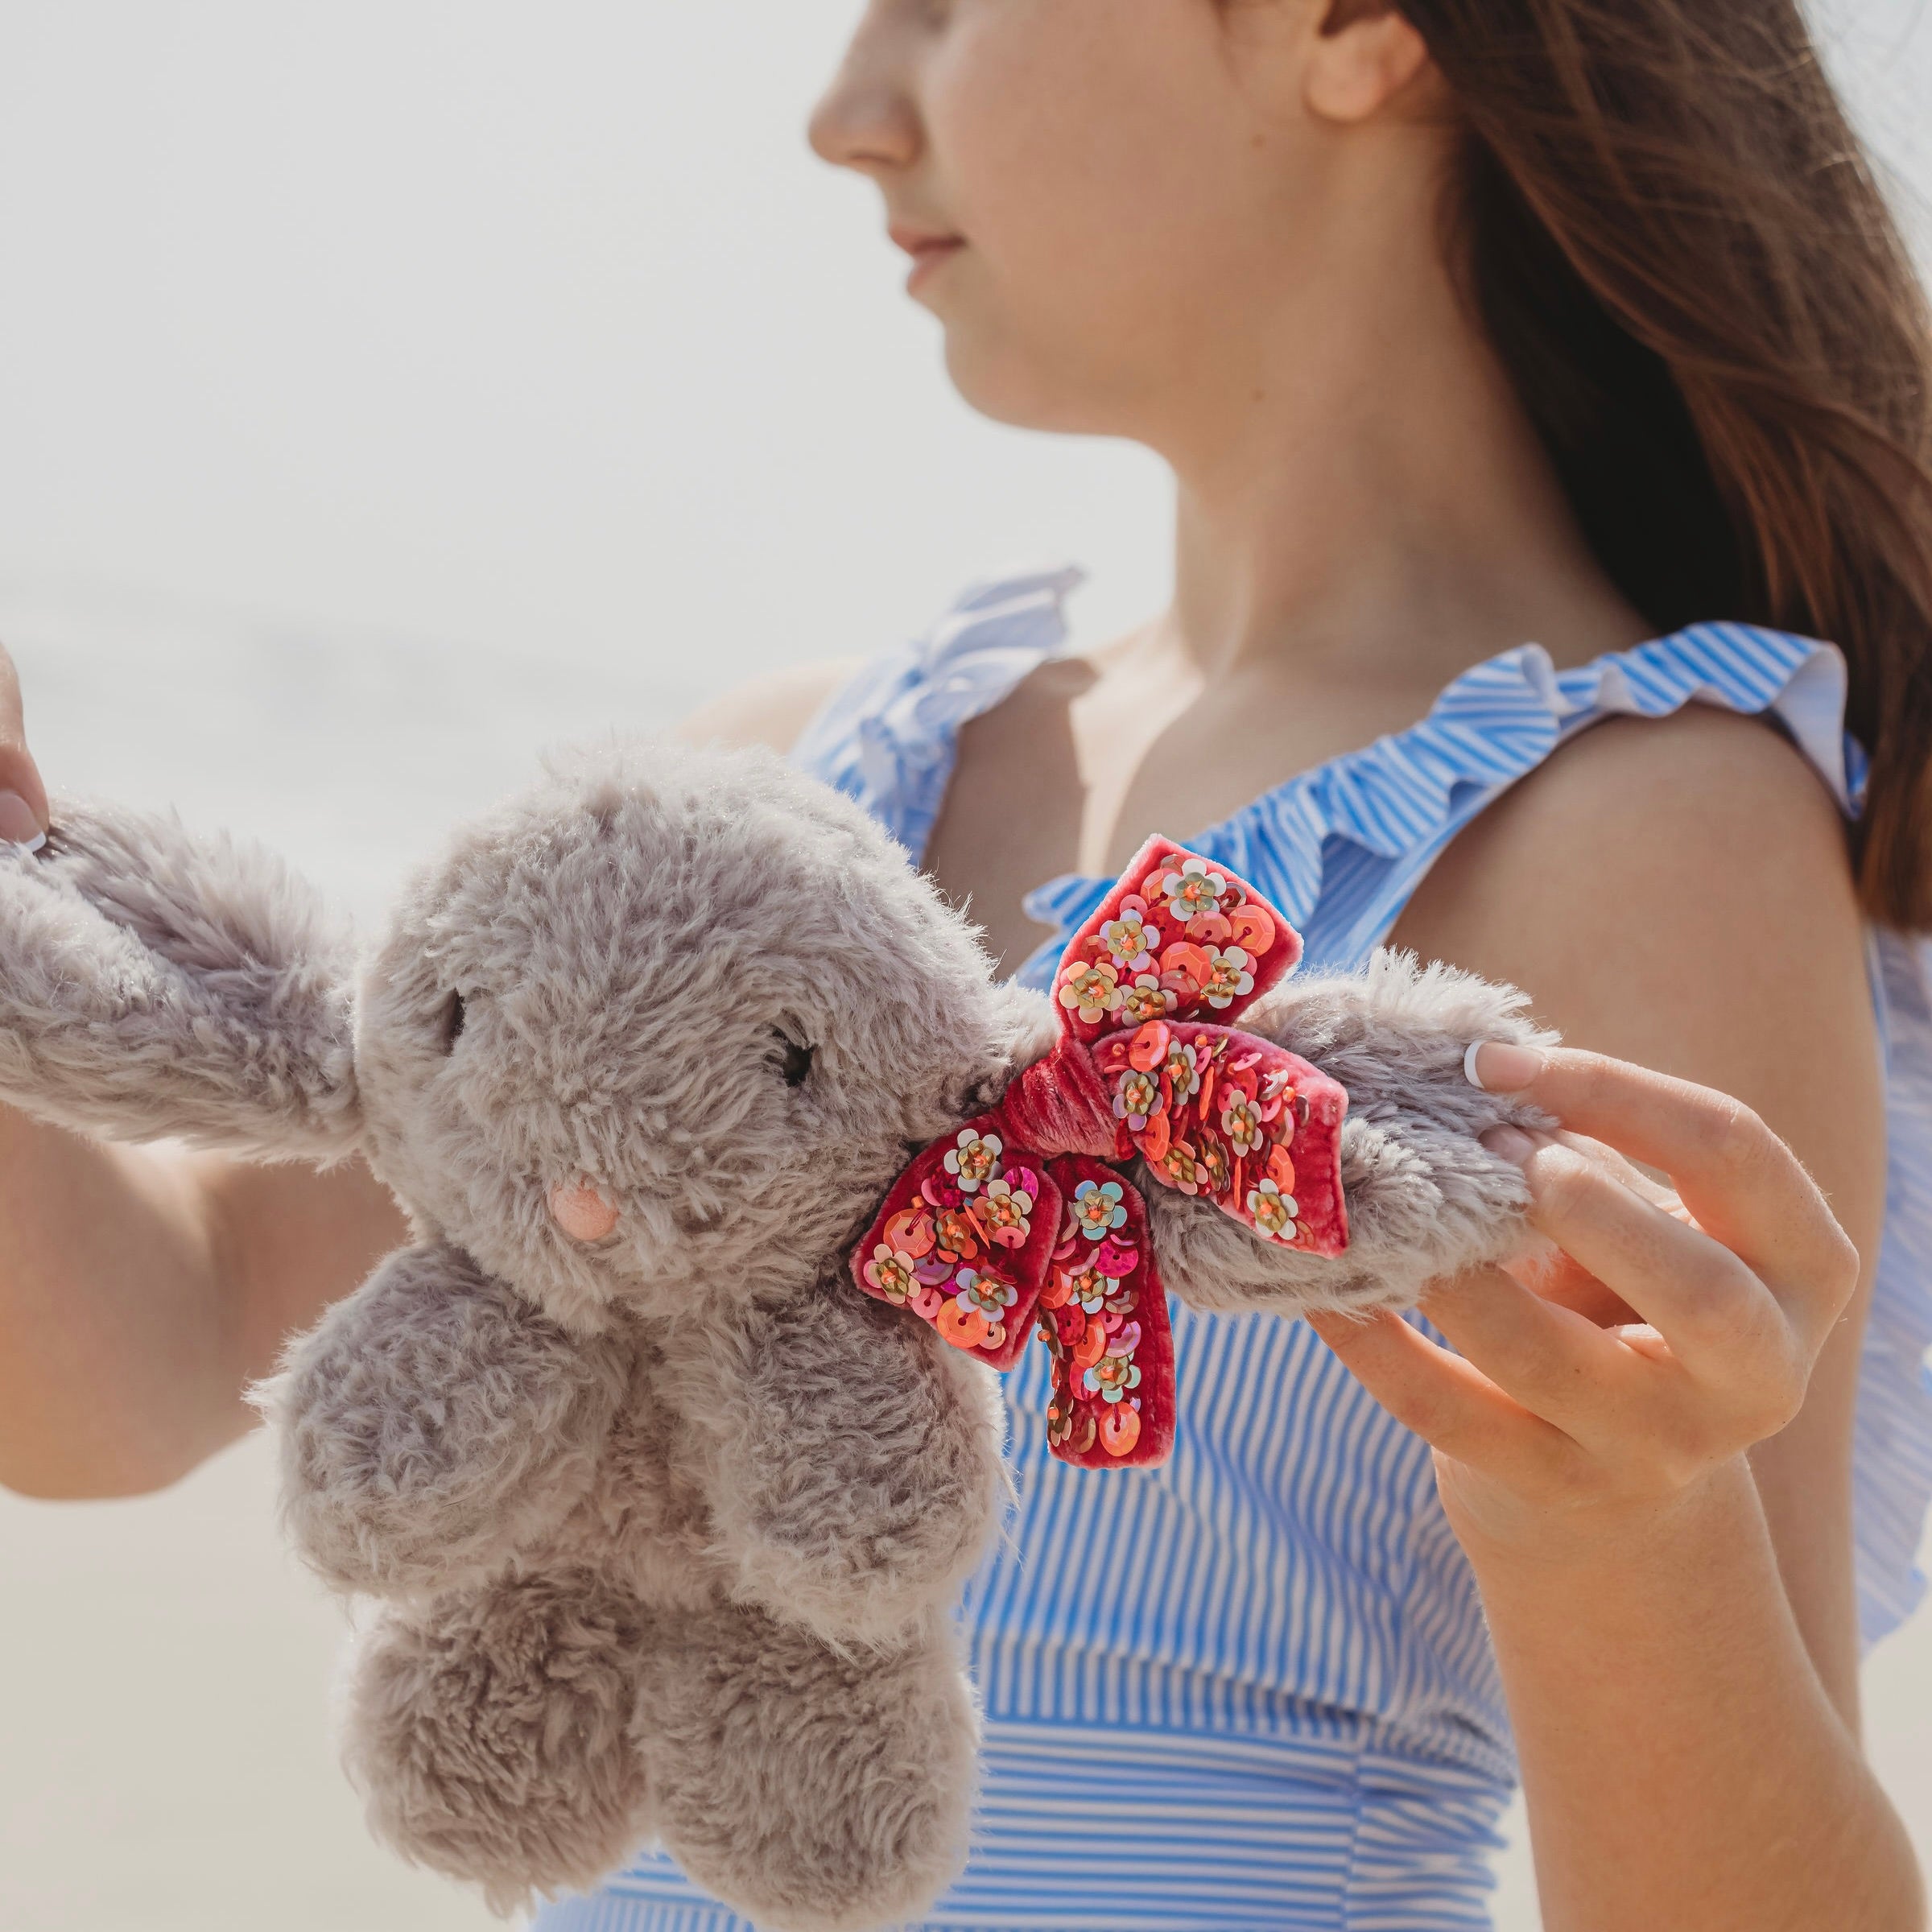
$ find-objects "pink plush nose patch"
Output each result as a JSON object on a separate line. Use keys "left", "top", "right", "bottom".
{"left": 548, "top": 1179, "right": 620, "bottom": 1243}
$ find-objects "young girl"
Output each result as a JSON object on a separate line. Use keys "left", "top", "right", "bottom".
{"left": 2, "top": 2, "right": 1929, "bottom": 1926}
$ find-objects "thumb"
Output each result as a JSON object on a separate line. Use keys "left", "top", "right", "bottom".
{"left": 0, "top": 644, "right": 51, "bottom": 844}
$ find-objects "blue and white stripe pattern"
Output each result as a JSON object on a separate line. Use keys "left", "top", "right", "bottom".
{"left": 539, "top": 565, "right": 1932, "bottom": 1932}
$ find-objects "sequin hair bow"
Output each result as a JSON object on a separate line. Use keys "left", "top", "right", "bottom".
{"left": 853, "top": 839, "right": 1351, "bottom": 1470}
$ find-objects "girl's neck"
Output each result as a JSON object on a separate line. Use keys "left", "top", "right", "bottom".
{"left": 1141, "top": 198, "right": 1649, "bottom": 696}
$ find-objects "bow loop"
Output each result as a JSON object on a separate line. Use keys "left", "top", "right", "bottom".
{"left": 1051, "top": 837, "right": 1302, "bottom": 1045}
{"left": 853, "top": 840, "right": 1348, "bottom": 1470}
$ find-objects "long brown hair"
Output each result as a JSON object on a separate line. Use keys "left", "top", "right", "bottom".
{"left": 1360, "top": 0, "right": 1932, "bottom": 927}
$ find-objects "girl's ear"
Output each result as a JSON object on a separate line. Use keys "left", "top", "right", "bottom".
{"left": 0, "top": 799, "right": 363, "bottom": 1161}
{"left": 1219, "top": 0, "right": 1433, "bottom": 128}
{"left": 1305, "top": 1, "right": 1434, "bottom": 125}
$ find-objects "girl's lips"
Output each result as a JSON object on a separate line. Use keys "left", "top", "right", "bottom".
{"left": 905, "top": 238, "right": 965, "bottom": 293}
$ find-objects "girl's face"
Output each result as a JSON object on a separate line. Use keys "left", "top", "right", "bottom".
{"left": 808, "top": 0, "right": 1445, "bottom": 448}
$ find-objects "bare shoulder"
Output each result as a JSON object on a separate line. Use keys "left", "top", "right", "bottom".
{"left": 675, "top": 658, "right": 865, "bottom": 757}
{"left": 1395, "top": 702, "right": 1878, "bottom": 1161}
{"left": 1402, "top": 704, "right": 1860, "bottom": 978}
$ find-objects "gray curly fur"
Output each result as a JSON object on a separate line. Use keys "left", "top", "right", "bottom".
{"left": 0, "top": 738, "right": 1547, "bottom": 1927}
{"left": 0, "top": 803, "right": 357, "bottom": 1158}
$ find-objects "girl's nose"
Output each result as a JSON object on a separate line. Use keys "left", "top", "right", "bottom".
{"left": 807, "top": 14, "right": 923, "bottom": 175}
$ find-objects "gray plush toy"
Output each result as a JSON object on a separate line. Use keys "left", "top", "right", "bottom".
{"left": 0, "top": 740, "right": 1550, "bottom": 1930}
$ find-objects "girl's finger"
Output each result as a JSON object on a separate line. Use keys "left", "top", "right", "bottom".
{"left": 0, "top": 645, "right": 49, "bottom": 840}
{"left": 1548, "top": 1127, "right": 1683, "bottom": 1213}
{"left": 1419, "top": 1264, "right": 1653, "bottom": 1443}
{"left": 1472, "top": 1046, "right": 1858, "bottom": 1331}
{"left": 1499, "top": 1132, "right": 1804, "bottom": 1381}
{"left": 1307, "top": 1305, "right": 1579, "bottom": 1473}
{"left": 1500, "top": 1236, "right": 1641, "bottom": 1327}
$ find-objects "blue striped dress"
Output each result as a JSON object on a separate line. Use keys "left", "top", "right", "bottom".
{"left": 539, "top": 564, "right": 1932, "bottom": 1932}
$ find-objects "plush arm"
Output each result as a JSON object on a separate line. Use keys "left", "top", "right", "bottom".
{"left": 0, "top": 799, "right": 359, "bottom": 1159}
{"left": 256, "top": 1242, "right": 627, "bottom": 1598}
{"left": 1146, "top": 949, "right": 1555, "bottom": 1318}
{"left": 664, "top": 1282, "right": 1009, "bottom": 1646}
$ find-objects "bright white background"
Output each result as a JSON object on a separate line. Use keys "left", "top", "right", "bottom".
{"left": 0, "top": 6, "right": 1926, "bottom": 1929}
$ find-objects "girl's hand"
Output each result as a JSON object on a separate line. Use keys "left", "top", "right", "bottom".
{"left": 0, "top": 642, "right": 51, "bottom": 848}
{"left": 1308, "top": 1044, "right": 1863, "bottom": 1563}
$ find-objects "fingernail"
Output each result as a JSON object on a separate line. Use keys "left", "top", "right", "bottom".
{"left": 0, "top": 790, "right": 45, "bottom": 852}
{"left": 1464, "top": 1041, "right": 1543, "bottom": 1093}
{"left": 1480, "top": 1124, "right": 1536, "bottom": 1167}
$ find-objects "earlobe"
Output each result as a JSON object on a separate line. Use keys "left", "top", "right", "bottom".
{"left": 1304, "top": 7, "right": 1434, "bottom": 125}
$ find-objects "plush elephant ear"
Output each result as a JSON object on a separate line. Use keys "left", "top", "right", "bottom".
{"left": 0, "top": 797, "right": 361, "bottom": 1159}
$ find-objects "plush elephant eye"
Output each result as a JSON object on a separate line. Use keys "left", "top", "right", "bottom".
{"left": 771, "top": 1026, "right": 815, "bottom": 1088}
{"left": 439, "top": 991, "right": 467, "bottom": 1054}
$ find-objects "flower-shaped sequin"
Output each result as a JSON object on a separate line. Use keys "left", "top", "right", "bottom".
{"left": 1220, "top": 1088, "right": 1266, "bottom": 1156}
{"left": 955, "top": 1269, "right": 1018, "bottom": 1319}
{"left": 944, "top": 1128, "right": 1003, "bottom": 1195}
{"left": 1073, "top": 1178, "right": 1129, "bottom": 1239}
{"left": 1162, "top": 1041, "right": 1202, "bottom": 1108}
{"left": 1113, "top": 1068, "right": 1162, "bottom": 1132}
{"left": 1201, "top": 944, "right": 1257, "bottom": 1010}
{"left": 863, "top": 1244, "right": 920, "bottom": 1306}
{"left": 1084, "top": 1350, "right": 1143, "bottom": 1405}
{"left": 1072, "top": 1264, "right": 1126, "bottom": 1315}
{"left": 1158, "top": 857, "right": 1228, "bottom": 923}
{"left": 1197, "top": 1135, "right": 1232, "bottom": 1194}
{"left": 934, "top": 1207, "right": 983, "bottom": 1261}
{"left": 1099, "top": 902, "right": 1154, "bottom": 974}
{"left": 1059, "top": 958, "right": 1125, "bottom": 1024}
{"left": 1247, "top": 1178, "right": 1299, "bottom": 1241}
{"left": 1159, "top": 1140, "right": 1202, "bottom": 1196}
{"left": 1119, "top": 973, "right": 1176, "bottom": 1026}
{"left": 972, "top": 1174, "right": 1035, "bottom": 1248}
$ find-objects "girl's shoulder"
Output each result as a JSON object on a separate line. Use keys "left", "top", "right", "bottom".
{"left": 677, "top": 657, "right": 869, "bottom": 757}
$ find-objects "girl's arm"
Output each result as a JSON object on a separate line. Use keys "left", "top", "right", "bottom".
{"left": 0, "top": 646, "right": 408, "bottom": 1499}
{"left": 0, "top": 1114, "right": 407, "bottom": 1499}
{"left": 1344, "top": 705, "right": 1923, "bottom": 1930}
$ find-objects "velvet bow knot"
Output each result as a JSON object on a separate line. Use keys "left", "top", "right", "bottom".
{"left": 853, "top": 838, "right": 1352, "bottom": 1468}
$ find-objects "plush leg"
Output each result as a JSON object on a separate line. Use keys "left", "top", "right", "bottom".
{"left": 343, "top": 1571, "right": 654, "bottom": 1916}
{"left": 262, "top": 1242, "right": 627, "bottom": 1598}
{"left": 641, "top": 1603, "right": 976, "bottom": 1932}
{"left": 665, "top": 1286, "right": 1008, "bottom": 1647}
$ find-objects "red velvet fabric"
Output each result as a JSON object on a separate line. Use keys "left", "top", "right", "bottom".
{"left": 851, "top": 837, "right": 1350, "bottom": 1470}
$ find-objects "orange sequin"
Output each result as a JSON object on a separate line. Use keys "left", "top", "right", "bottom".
{"left": 936, "top": 1302, "right": 993, "bottom": 1352}
{"left": 1128, "top": 1019, "right": 1171, "bottom": 1073}
{"left": 1230, "top": 902, "right": 1277, "bottom": 955}
{"left": 886, "top": 1208, "right": 935, "bottom": 1258}
{"left": 1099, "top": 1404, "right": 1142, "bottom": 1459}
{"left": 1070, "top": 1316, "right": 1108, "bottom": 1372}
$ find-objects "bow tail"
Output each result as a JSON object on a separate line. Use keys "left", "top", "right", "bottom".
{"left": 852, "top": 1115, "right": 1062, "bottom": 1373}
{"left": 1038, "top": 1156, "right": 1175, "bottom": 1468}
{"left": 849, "top": 1124, "right": 1179, "bottom": 1468}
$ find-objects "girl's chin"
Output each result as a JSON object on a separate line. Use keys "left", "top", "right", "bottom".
{"left": 943, "top": 350, "right": 1113, "bottom": 438}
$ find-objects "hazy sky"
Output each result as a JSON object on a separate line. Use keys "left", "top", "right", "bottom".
{"left": 0, "top": 0, "right": 1924, "bottom": 895}
{"left": 0, "top": 2, "right": 1178, "bottom": 695}
{"left": 0, "top": 3, "right": 1922, "bottom": 684}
